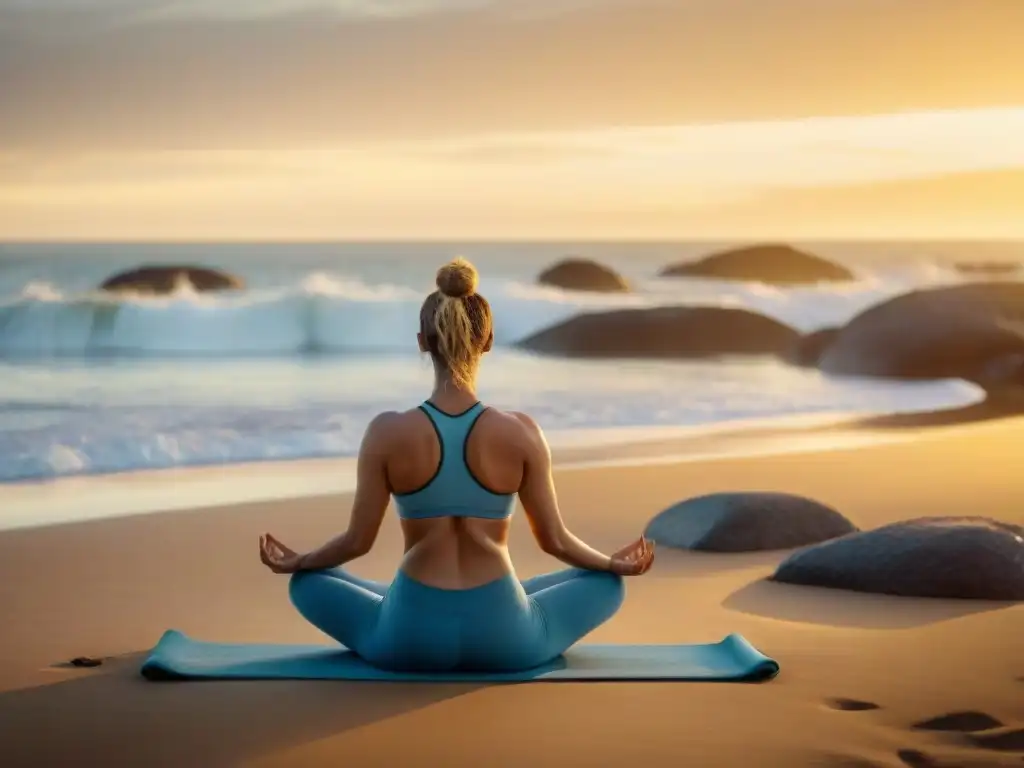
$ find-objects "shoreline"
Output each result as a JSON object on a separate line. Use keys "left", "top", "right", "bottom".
{"left": 0, "top": 409, "right": 916, "bottom": 532}
{"left": 4, "top": 396, "right": 1021, "bottom": 532}
{"left": 842, "top": 389, "right": 1024, "bottom": 428}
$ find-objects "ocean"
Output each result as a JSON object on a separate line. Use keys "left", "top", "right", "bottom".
{"left": 0, "top": 241, "right": 1008, "bottom": 486}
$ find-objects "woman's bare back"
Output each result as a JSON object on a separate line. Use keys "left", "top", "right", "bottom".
{"left": 383, "top": 403, "right": 529, "bottom": 589}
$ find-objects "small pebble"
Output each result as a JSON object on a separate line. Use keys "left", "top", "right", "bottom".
{"left": 70, "top": 657, "right": 103, "bottom": 668}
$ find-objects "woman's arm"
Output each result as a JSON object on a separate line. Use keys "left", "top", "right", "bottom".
{"left": 514, "top": 413, "right": 616, "bottom": 572}
{"left": 297, "top": 413, "right": 396, "bottom": 571}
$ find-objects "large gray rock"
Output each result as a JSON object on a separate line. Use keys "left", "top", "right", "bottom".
{"left": 99, "top": 265, "right": 244, "bottom": 295}
{"left": 660, "top": 244, "right": 854, "bottom": 285}
{"left": 517, "top": 306, "right": 800, "bottom": 359}
{"left": 818, "top": 282, "right": 1024, "bottom": 382}
{"left": 537, "top": 258, "right": 629, "bottom": 293}
{"left": 644, "top": 492, "right": 857, "bottom": 552}
{"left": 975, "top": 352, "right": 1024, "bottom": 390}
{"left": 771, "top": 517, "right": 1024, "bottom": 600}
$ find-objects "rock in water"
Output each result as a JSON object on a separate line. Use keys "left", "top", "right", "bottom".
{"left": 787, "top": 327, "right": 840, "bottom": 367}
{"left": 537, "top": 259, "right": 629, "bottom": 293}
{"left": 818, "top": 282, "right": 1024, "bottom": 382}
{"left": 771, "top": 517, "right": 1024, "bottom": 600}
{"left": 659, "top": 244, "right": 854, "bottom": 285}
{"left": 99, "top": 265, "right": 244, "bottom": 295}
{"left": 644, "top": 492, "right": 857, "bottom": 552}
{"left": 517, "top": 306, "right": 800, "bottom": 359}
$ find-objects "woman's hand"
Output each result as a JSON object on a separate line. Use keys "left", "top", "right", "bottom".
{"left": 609, "top": 535, "right": 655, "bottom": 576}
{"left": 259, "top": 533, "right": 305, "bottom": 574}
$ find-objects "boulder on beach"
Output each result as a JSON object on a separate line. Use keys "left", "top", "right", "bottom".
{"left": 516, "top": 306, "right": 800, "bottom": 359}
{"left": 786, "top": 327, "right": 840, "bottom": 367}
{"left": 644, "top": 492, "right": 858, "bottom": 552}
{"left": 771, "top": 516, "right": 1024, "bottom": 600}
{"left": 537, "top": 258, "right": 629, "bottom": 293}
{"left": 818, "top": 282, "right": 1024, "bottom": 382}
{"left": 659, "top": 244, "right": 855, "bottom": 285}
{"left": 99, "top": 265, "right": 245, "bottom": 295}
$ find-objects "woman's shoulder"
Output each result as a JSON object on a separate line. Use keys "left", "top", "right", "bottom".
{"left": 481, "top": 407, "right": 546, "bottom": 446}
{"left": 361, "top": 409, "right": 421, "bottom": 446}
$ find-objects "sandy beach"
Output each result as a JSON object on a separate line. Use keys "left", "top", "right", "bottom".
{"left": 0, "top": 415, "right": 1021, "bottom": 768}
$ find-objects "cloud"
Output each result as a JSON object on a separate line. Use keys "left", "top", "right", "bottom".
{"left": 410, "top": 108, "right": 1024, "bottom": 186}
{"left": 7, "top": 106, "right": 1024, "bottom": 186}
{"left": 1, "top": 0, "right": 1022, "bottom": 151}
{"left": 690, "top": 168, "right": 1024, "bottom": 239}
{"left": 2, "top": 107, "right": 1023, "bottom": 239}
{"left": 0, "top": 0, "right": 562, "bottom": 27}
{"left": 5, "top": 167, "right": 1024, "bottom": 240}
{"left": 127, "top": 0, "right": 496, "bottom": 22}
{"left": 2, "top": 0, "right": 1023, "bottom": 239}
{"left": 0, "top": 0, "right": 503, "bottom": 37}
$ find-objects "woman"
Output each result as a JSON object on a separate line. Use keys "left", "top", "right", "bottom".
{"left": 259, "top": 257, "right": 654, "bottom": 672}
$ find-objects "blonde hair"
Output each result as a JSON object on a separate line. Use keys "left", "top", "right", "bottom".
{"left": 420, "top": 258, "right": 492, "bottom": 388}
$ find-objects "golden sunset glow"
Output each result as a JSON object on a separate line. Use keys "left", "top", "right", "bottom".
{"left": 2, "top": 0, "right": 1023, "bottom": 238}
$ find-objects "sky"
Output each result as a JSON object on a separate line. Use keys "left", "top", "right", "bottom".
{"left": 1, "top": 0, "right": 1023, "bottom": 240}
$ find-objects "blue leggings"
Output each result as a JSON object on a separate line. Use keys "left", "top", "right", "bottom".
{"left": 289, "top": 566, "right": 625, "bottom": 672}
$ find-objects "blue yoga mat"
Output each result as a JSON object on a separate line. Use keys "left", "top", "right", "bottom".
{"left": 140, "top": 630, "right": 779, "bottom": 682}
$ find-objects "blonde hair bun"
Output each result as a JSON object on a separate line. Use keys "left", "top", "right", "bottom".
{"left": 436, "top": 257, "right": 479, "bottom": 299}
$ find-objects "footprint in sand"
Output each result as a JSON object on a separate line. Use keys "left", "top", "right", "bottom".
{"left": 821, "top": 756, "right": 888, "bottom": 768}
{"left": 826, "top": 698, "right": 882, "bottom": 712}
{"left": 913, "top": 712, "right": 1006, "bottom": 733}
{"left": 824, "top": 705, "right": 1021, "bottom": 764}
{"left": 913, "top": 712, "right": 1024, "bottom": 751}
{"left": 968, "top": 728, "right": 1024, "bottom": 753}
{"left": 896, "top": 749, "right": 938, "bottom": 768}
{"left": 911, "top": 711, "right": 1024, "bottom": 760}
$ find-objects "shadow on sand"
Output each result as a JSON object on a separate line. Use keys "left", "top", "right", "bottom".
{"left": 722, "top": 578, "right": 1015, "bottom": 630}
{"left": 1, "top": 652, "right": 484, "bottom": 767}
{"left": 644, "top": 549, "right": 786, "bottom": 579}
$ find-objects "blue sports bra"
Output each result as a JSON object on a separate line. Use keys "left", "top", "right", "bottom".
{"left": 393, "top": 401, "right": 517, "bottom": 520}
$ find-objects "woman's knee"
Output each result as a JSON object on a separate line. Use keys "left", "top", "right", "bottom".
{"left": 528, "top": 570, "right": 625, "bottom": 660}
{"left": 564, "top": 569, "right": 625, "bottom": 619}
{"left": 288, "top": 570, "right": 324, "bottom": 611}
{"left": 590, "top": 570, "right": 626, "bottom": 614}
